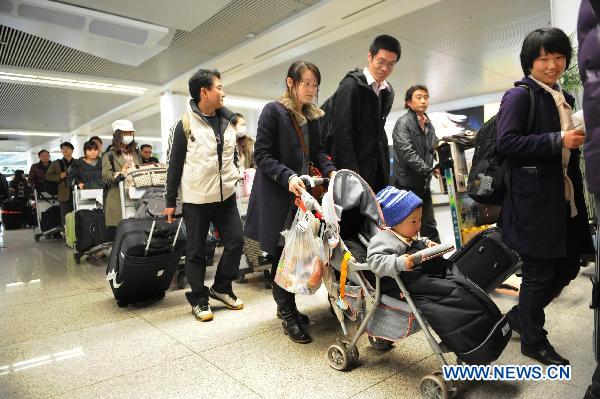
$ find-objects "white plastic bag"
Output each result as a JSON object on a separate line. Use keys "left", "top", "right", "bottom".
{"left": 274, "top": 208, "right": 326, "bottom": 295}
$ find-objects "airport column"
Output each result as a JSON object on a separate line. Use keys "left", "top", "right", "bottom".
{"left": 159, "top": 91, "right": 188, "bottom": 163}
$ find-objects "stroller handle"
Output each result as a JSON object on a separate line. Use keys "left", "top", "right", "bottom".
{"left": 299, "top": 175, "right": 329, "bottom": 188}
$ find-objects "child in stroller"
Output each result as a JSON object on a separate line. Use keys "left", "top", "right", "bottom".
{"left": 321, "top": 171, "right": 511, "bottom": 399}
{"left": 366, "top": 186, "right": 441, "bottom": 297}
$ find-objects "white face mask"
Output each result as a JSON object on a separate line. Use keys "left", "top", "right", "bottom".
{"left": 236, "top": 125, "right": 247, "bottom": 138}
{"left": 122, "top": 135, "right": 134, "bottom": 145}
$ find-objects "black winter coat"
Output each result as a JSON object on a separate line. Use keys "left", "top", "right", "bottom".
{"left": 578, "top": 0, "right": 600, "bottom": 194}
{"left": 497, "top": 77, "right": 594, "bottom": 259}
{"left": 330, "top": 69, "right": 394, "bottom": 193}
{"left": 392, "top": 109, "right": 438, "bottom": 191}
{"left": 244, "top": 100, "right": 336, "bottom": 256}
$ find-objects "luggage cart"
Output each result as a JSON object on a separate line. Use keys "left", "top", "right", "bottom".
{"left": 72, "top": 185, "right": 113, "bottom": 264}
{"left": 33, "top": 190, "right": 62, "bottom": 242}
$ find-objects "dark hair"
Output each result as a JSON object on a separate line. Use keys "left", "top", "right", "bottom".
{"left": 60, "top": 141, "right": 74, "bottom": 150}
{"left": 231, "top": 113, "right": 245, "bottom": 127}
{"left": 140, "top": 144, "right": 152, "bottom": 151}
{"left": 83, "top": 140, "right": 99, "bottom": 156}
{"left": 15, "top": 169, "right": 24, "bottom": 178}
{"left": 38, "top": 150, "right": 49, "bottom": 157}
{"left": 89, "top": 135, "right": 102, "bottom": 144}
{"left": 188, "top": 69, "right": 221, "bottom": 102}
{"left": 369, "top": 34, "right": 401, "bottom": 61}
{"left": 520, "top": 28, "right": 572, "bottom": 76}
{"left": 404, "top": 85, "right": 429, "bottom": 109}
{"left": 285, "top": 60, "right": 321, "bottom": 106}
{"left": 111, "top": 130, "right": 136, "bottom": 154}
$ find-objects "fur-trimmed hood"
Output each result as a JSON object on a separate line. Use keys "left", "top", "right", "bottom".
{"left": 278, "top": 91, "right": 324, "bottom": 125}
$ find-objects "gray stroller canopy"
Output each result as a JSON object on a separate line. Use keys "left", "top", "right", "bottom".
{"left": 327, "top": 170, "right": 385, "bottom": 239}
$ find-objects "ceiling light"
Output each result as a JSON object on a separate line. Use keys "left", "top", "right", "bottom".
{"left": 0, "top": 71, "right": 147, "bottom": 95}
{"left": 245, "top": 33, "right": 256, "bottom": 39}
{"left": 0, "top": 131, "right": 63, "bottom": 137}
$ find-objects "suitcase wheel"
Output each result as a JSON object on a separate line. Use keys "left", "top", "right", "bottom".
{"left": 176, "top": 272, "right": 188, "bottom": 289}
{"left": 34, "top": 233, "right": 41, "bottom": 242}
{"left": 117, "top": 300, "right": 128, "bottom": 308}
{"left": 263, "top": 269, "right": 271, "bottom": 289}
{"left": 237, "top": 269, "right": 247, "bottom": 284}
{"left": 73, "top": 253, "right": 82, "bottom": 264}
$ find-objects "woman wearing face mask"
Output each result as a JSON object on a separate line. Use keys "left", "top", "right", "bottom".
{"left": 231, "top": 113, "right": 255, "bottom": 173}
{"left": 102, "top": 119, "right": 141, "bottom": 232}
{"left": 244, "top": 60, "right": 336, "bottom": 344}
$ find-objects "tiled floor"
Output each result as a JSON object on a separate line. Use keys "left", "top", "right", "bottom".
{"left": 0, "top": 207, "right": 596, "bottom": 398}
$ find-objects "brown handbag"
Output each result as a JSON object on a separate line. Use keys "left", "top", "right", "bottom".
{"left": 286, "top": 110, "right": 326, "bottom": 200}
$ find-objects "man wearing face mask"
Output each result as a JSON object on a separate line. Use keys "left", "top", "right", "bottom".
{"left": 232, "top": 113, "right": 255, "bottom": 173}
{"left": 102, "top": 120, "right": 142, "bottom": 231}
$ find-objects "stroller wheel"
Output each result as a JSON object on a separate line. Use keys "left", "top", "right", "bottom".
{"left": 326, "top": 343, "right": 350, "bottom": 371}
{"left": 341, "top": 340, "right": 359, "bottom": 364}
{"left": 419, "top": 374, "right": 449, "bottom": 399}
{"left": 34, "top": 233, "right": 41, "bottom": 242}
{"left": 368, "top": 336, "right": 393, "bottom": 350}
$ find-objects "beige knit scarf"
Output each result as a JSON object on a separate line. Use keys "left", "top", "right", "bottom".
{"left": 530, "top": 77, "right": 577, "bottom": 217}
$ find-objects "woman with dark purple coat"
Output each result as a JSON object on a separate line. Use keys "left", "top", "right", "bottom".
{"left": 497, "top": 28, "right": 594, "bottom": 366}
{"left": 579, "top": 1, "right": 600, "bottom": 398}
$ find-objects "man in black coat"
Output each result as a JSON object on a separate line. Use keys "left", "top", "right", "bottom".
{"left": 329, "top": 35, "right": 400, "bottom": 194}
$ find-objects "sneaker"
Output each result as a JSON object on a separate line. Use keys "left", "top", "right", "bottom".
{"left": 209, "top": 287, "right": 244, "bottom": 310}
{"left": 191, "top": 304, "right": 213, "bottom": 322}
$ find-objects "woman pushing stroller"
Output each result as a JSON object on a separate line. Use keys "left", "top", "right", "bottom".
{"left": 244, "top": 60, "right": 336, "bottom": 344}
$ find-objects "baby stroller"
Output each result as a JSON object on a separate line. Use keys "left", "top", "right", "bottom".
{"left": 320, "top": 170, "right": 511, "bottom": 399}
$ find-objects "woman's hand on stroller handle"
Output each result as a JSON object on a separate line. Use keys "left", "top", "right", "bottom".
{"left": 298, "top": 175, "right": 329, "bottom": 188}
{"left": 288, "top": 175, "right": 306, "bottom": 196}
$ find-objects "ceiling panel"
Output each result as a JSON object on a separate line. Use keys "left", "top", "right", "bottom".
{"left": 0, "top": 82, "right": 136, "bottom": 131}
{"left": 0, "top": 0, "right": 322, "bottom": 84}
{"left": 226, "top": 0, "right": 550, "bottom": 109}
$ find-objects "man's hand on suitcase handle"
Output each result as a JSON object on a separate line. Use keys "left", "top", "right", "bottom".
{"left": 164, "top": 207, "right": 176, "bottom": 223}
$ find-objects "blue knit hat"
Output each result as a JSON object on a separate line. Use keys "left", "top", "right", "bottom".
{"left": 376, "top": 186, "right": 423, "bottom": 227}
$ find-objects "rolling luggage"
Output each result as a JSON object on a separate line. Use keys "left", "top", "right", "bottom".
{"left": 65, "top": 212, "right": 76, "bottom": 248}
{"left": 1, "top": 199, "right": 24, "bottom": 230}
{"left": 75, "top": 208, "right": 109, "bottom": 254}
{"left": 41, "top": 205, "right": 61, "bottom": 232}
{"left": 449, "top": 226, "right": 520, "bottom": 292}
{"left": 106, "top": 217, "right": 186, "bottom": 307}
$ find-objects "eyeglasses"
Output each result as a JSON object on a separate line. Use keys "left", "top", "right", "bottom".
{"left": 373, "top": 58, "right": 396, "bottom": 70}
{"left": 299, "top": 81, "right": 320, "bottom": 90}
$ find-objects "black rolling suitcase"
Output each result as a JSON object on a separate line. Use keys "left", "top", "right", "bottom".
{"left": 75, "top": 209, "right": 109, "bottom": 253}
{"left": 449, "top": 226, "right": 520, "bottom": 292}
{"left": 1, "top": 199, "right": 25, "bottom": 230}
{"left": 106, "top": 217, "right": 186, "bottom": 307}
{"left": 40, "top": 205, "right": 61, "bottom": 232}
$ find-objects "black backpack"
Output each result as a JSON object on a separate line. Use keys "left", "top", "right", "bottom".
{"left": 319, "top": 95, "right": 335, "bottom": 154}
{"left": 319, "top": 70, "right": 362, "bottom": 155}
{"left": 466, "top": 85, "right": 535, "bottom": 206}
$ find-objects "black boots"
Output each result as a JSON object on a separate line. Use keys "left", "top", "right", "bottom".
{"left": 276, "top": 307, "right": 310, "bottom": 325}
{"left": 280, "top": 308, "right": 312, "bottom": 344}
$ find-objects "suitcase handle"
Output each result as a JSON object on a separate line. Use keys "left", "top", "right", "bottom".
{"left": 144, "top": 216, "right": 184, "bottom": 256}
